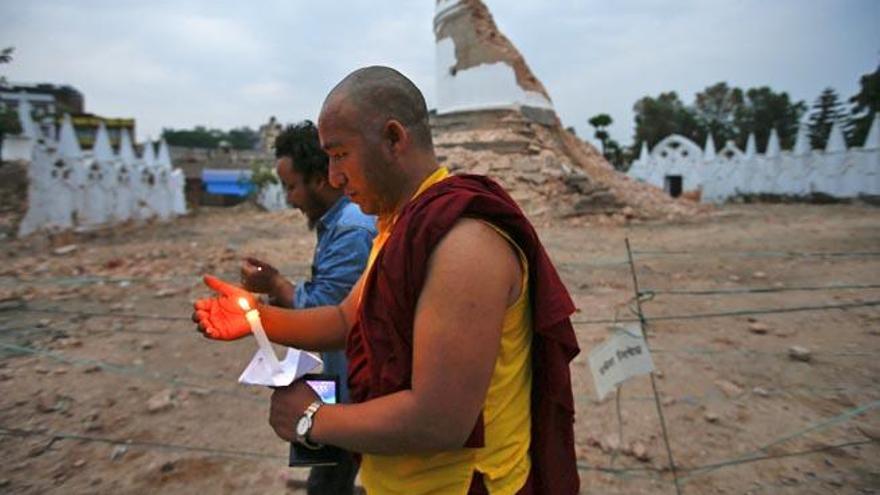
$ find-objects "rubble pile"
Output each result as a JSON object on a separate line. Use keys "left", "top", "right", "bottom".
{"left": 432, "top": 0, "right": 702, "bottom": 221}
{"left": 433, "top": 110, "right": 701, "bottom": 220}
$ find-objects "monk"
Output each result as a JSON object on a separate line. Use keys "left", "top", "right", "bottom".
{"left": 193, "top": 66, "right": 580, "bottom": 494}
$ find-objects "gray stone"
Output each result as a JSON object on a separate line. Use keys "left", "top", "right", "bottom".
{"left": 147, "top": 389, "right": 174, "bottom": 413}
{"left": 631, "top": 441, "right": 650, "bottom": 462}
{"left": 110, "top": 445, "right": 127, "bottom": 461}
{"left": 715, "top": 379, "right": 744, "bottom": 397}
{"left": 752, "top": 387, "right": 770, "bottom": 398}
{"left": 52, "top": 244, "right": 78, "bottom": 256}
{"left": 788, "top": 346, "right": 812, "bottom": 362}
{"left": 748, "top": 322, "right": 770, "bottom": 334}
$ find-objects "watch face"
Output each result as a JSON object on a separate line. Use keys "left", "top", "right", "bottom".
{"left": 296, "top": 416, "right": 312, "bottom": 437}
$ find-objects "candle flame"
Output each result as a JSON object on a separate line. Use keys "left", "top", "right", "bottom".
{"left": 237, "top": 297, "right": 250, "bottom": 311}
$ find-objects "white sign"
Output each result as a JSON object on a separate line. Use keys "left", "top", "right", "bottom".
{"left": 588, "top": 324, "right": 656, "bottom": 400}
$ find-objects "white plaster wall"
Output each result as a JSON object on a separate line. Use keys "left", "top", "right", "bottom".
{"left": 154, "top": 168, "right": 173, "bottom": 220}
{"left": 133, "top": 164, "right": 157, "bottom": 221}
{"left": 854, "top": 149, "right": 880, "bottom": 196}
{"left": 15, "top": 116, "right": 187, "bottom": 236}
{"left": 2, "top": 136, "right": 34, "bottom": 162}
{"left": 435, "top": 38, "right": 553, "bottom": 115}
{"left": 256, "top": 182, "right": 287, "bottom": 212}
{"left": 113, "top": 163, "right": 136, "bottom": 223}
{"left": 17, "top": 143, "right": 53, "bottom": 237}
{"left": 630, "top": 137, "right": 880, "bottom": 203}
{"left": 45, "top": 156, "right": 80, "bottom": 232}
{"left": 78, "top": 158, "right": 111, "bottom": 229}
{"left": 170, "top": 168, "right": 188, "bottom": 216}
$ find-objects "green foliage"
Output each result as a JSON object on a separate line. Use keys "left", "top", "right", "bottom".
{"left": 587, "top": 113, "right": 612, "bottom": 155}
{"left": 0, "top": 106, "right": 22, "bottom": 135}
{"left": 632, "top": 91, "right": 701, "bottom": 150}
{"left": 807, "top": 88, "right": 850, "bottom": 149}
{"left": 848, "top": 64, "right": 879, "bottom": 146}
{"left": 0, "top": 46, "right": 12, "bottom": 86}
{"left": 249, "top": 159, "right": 278, "bottom": 192}
{"left": 632, "top": 84, "right": 805, "bottom": 155}
{"left": 0, "top": 46, "right": 16, "bottom": 161}
{"left": 162, "top": 125, "right": 259, "bottom": 150}
{"left": 161, "top": 126, "right": 220, "bottom": 148}
{"left": 603, "top": 138, "right": 631, "bottom": 171}
{"left": 227, "top": 126, "right": 259, "bottom": 150}
{"left": 735, "top": 87, "right": 805, "bottom": 151}
{"left": 588, "top": 113, "right": 612, "bottom": 129}
{"left": 694, "top": 82, "right": 743, "bottom": 147}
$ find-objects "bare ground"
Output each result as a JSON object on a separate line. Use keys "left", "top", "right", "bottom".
{"left": 0, "top": 203, "right": 878, "bottom": 494}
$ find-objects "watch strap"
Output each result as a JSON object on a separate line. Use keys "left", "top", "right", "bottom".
{"left": 298, "top": 400, "right": 323, "bottom": 449}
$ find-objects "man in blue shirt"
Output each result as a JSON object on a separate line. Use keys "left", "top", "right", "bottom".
{"left": 240, "top": 120, "right": 375, "bottom": 495}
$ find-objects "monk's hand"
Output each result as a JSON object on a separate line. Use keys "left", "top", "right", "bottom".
{"left": 192, "top": 275, "right": 256, "bottom": 340}
{"left": 269, "top": 380, "right": 320, "bottom": 442}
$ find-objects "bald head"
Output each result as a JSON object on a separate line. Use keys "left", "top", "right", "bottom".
{"left": 323, "top": 66, "right": 433, "bottom": 150}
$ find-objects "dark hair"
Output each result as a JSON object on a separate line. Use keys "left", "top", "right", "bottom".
{"left": 273, "top": 120, "right": 328, "bottom": 181}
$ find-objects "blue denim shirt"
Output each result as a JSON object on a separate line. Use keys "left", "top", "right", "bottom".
{"left": 292, "top": 196, "right": 376, "bottom": 402}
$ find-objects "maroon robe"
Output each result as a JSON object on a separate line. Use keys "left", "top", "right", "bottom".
{"left": 346, "top": 174, "right": 581, "bottom": 494}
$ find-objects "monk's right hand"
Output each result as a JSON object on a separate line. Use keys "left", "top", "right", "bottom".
{"left": 191, "top": 275, "right": 255, "bottom": 340}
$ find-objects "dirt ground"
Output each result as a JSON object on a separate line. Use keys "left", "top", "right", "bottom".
{"left": 0, "top": 202, "right": 878, "bottom": 494}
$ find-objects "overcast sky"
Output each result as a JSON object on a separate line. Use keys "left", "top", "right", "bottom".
{"left": 1, "top": 0, "right": 877, "bottom": 148}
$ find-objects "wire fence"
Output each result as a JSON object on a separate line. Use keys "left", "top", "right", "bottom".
{"left": 0, "top": 341, "right": 262, "bottom": 403}
{"left": 571, "top": 299, "right": 880, "bottom": 325}
{"left": 0, "top": 425, "right": 285, "bottom": 462}
{"left": 0, "top": 244, "right": 878, "bottom": 493}
{"left": 573, "top": 241, "right": 880, "bottom": 493}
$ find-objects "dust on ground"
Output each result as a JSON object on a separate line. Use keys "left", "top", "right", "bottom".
{"left": 0, "top": 203, "right": 878, "bottom": 494}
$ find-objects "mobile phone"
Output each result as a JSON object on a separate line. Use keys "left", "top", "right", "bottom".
{"left": 288, "top": 373, "right": 345, "bottom": 467}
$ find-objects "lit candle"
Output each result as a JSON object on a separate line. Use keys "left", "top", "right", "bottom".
{"left": 238, "top": 297, "right": 283, "bottom": 372}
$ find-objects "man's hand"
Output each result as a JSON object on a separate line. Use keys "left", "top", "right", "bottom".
{"left": 191, "top": 275, "right": 256, "bottom": 340}
{"left": 240, "top": 257, "right": 281, "bottom": 293}
{"left": 270, "top": 380, "right": 320, "bottom": 442}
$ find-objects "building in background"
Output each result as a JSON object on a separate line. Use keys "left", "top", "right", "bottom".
{"left": 68, "top": 113, "right": 135, "bottom": 150}
{"left": 1, "top": 82, "right": 135, "bottom": 154}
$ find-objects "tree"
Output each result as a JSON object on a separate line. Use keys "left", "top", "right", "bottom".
{"left": 603, "top": 138, "right": 629, "bottom": 171}
{"left": 227, "top": 126, "right": 259, "bottom": 150}
{"left": 693, "top": 82, "right": 743, "bottom": 147}
{"left": 162, "top": 126, "right": 220, "bottom": 148}
{"left": 163, "top": 125, "right": 259, "bottom": 150}
{"left": 0, "top": 46, "right": 12, "bottom": 86}
{"left": 735, "top": 87, "right": 806, "bottom": 151}
{"left": 849, "top": 64, "right": 879, "bottom": 146}
{"left": 587, "top": 113, "right": 612, "bottom": 154}
{"left": 632, "top": 91, "right": 701, "bottom": 151}
{"left": 807, "top": 88, "right": 850, "bottom": 149}
{"left": 0, "top": 47, "right": 18, "bottom": 162}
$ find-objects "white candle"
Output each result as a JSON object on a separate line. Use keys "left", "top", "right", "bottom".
{"left": 238, "top": 298, "right": 283, "bottom": 372}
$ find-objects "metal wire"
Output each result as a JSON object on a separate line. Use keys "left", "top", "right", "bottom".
{"left": 572, "top": 299, "right": 880, "bottom": 325}
{"left": 0, "top": 425, "right": 285, "bottom": 461}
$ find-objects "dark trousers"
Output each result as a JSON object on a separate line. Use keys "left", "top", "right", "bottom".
{"left": 307, "top": 450, "right": 359, "bottom": 495}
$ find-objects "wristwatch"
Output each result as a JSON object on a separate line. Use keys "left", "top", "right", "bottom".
{"left": 295, "top": 400, "right": 323, "bottom": 449}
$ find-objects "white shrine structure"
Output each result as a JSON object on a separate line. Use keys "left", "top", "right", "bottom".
{"left": 434, "top": 0, "right": 557, "bottom": 122}
{"left": 14, "top": 102, "right": 188, "bottom": 237}
{"left": 628, "top": 116, "right": 880, "bottom": 203}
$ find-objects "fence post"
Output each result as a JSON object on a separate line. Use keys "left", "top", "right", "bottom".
{"left": 625, "top": 237, "right": 683, "bottom": 495}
